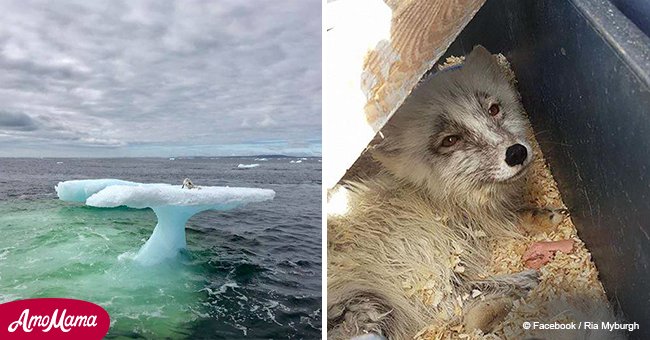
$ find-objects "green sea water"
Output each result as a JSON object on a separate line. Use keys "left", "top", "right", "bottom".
{"left": 0, "top": 199, "right": 207, "bottom": 338}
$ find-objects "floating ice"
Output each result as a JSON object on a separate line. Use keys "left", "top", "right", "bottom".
{"left": 254, "top": 158, "right": 268, "bottom": 161}
{"left": 55, "top": 179, "right": 140, "bottom": 202}
{"left": 237, "top": 163, "right": 259, "bottom": 169}
{"left": 56, "top": 179, "right": 275, "bottom": 265}
{"left": 290, "top": 160, "right": 302, "bottom": 164}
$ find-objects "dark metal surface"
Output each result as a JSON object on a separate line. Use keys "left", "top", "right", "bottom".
{"left": 443, "top": 0, "right": 650, "bottom": 337}
{"left": 610, "top": 0, "right": 650, "bottom": 38}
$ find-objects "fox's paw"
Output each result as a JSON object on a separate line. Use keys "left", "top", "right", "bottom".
{"left": 463, "top": 296, "right": 514, "bottom": 333}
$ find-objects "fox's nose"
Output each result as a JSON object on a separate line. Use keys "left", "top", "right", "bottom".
{"left": 505, "top": 144, "right": 527, "bottom": 166}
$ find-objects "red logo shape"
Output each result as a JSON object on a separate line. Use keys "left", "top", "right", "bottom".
{"left": 0, "top": 298, "right": 110, "bottom": 339}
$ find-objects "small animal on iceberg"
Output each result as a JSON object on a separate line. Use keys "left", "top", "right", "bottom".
{"left": 182, "top": 178, "right": 199, "bottom": 189}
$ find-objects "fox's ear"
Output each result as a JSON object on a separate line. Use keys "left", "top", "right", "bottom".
{"left": 463, "top": 45, "right": 506, "bottom": 80}
{"left": 465, "top": 45, "right": 496, "bottom": 66}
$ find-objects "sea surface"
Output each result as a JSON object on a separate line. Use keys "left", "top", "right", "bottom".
{"left": 0, "top": 157, "right": 321, "bottom": 339}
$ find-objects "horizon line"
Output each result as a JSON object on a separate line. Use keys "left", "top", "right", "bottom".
{"left": 0, "top": 155, "right": 322, "bottom": 159}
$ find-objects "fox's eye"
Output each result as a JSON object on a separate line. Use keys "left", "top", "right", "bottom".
{"left": 488, "top": 103, "right": 500, "bottom": 116}
{"left": 441, "top": 135, "right": 460, "bottom": 147}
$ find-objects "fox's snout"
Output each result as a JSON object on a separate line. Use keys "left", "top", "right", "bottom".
{"left": 505, "top": 143, "right": 528, "bottom": 166}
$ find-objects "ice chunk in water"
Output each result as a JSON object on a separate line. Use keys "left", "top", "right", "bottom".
{"left": 55, "top": 179, "right": 139, "bottom": 202}
{"left": 56, "top": 179, "right": 275, "bottom": 265}
{"left": 237, "top": 163, "right": 259, "bottom": 169}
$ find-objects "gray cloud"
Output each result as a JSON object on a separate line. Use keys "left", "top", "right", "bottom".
{"left": 0, "top": 111, "right": 38, "bottom": 131}
{"left": 0, "top": 0, "right": 321, "bottom": 157}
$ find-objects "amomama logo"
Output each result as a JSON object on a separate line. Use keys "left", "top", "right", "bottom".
{"left": 0, "top": 298, "right": 110, "bottom": 339}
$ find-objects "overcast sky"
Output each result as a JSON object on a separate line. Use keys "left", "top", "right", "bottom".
{"left": 0, "top": 0, "right": 321, "bottom": 157}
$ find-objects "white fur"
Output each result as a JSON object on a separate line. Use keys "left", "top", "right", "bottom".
{"left": 327, "top": 46, "right": 621, "bottom": 340}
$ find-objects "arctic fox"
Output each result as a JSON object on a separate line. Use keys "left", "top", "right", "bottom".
{"left": 182, "top": 178, "right": 195, "bottom": 189}
{"left": 327, "top": 46, "right": 620, "bottom": 340}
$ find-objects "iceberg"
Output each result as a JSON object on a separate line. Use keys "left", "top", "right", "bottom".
{"left": 55, "top": 179, "right": 140, "bottom": 202}
{"left": 56, "top": 179, "right": 275, "bottom": 265}
{"left": 237, "top": 163, "right": 259, "bottom": 169}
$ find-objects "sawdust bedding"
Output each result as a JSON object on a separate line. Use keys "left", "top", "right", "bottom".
{"left": 414, "top": 55, "right": 610, "bottom": 340}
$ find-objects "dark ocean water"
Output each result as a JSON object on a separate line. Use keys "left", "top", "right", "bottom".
{"left": 0, "top": 157, "right": 322, "bottom": 339}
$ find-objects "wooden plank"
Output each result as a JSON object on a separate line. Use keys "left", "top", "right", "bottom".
{"left": 324, "top": 0, "right": 485, "bottom": 189}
